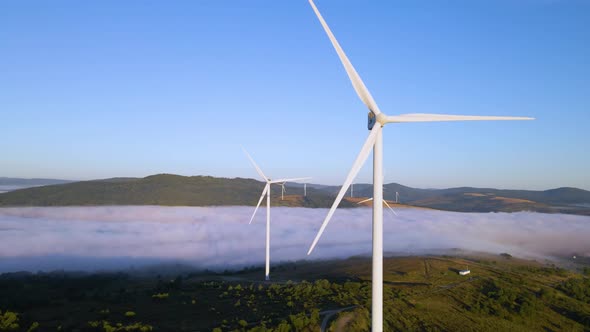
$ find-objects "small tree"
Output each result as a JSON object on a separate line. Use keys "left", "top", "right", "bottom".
{"left": 26, "top": 322, "right": 40, "bottom": 332}
{"left": 0, "top": 310, "right": 19, "bottom": 331}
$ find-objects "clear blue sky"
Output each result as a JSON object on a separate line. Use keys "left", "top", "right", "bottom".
{"left": 1, "top": 1, "right": 588, "bottom": 190}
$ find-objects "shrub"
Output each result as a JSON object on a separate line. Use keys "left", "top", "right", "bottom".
{"left": 151, "top": 293, "right": 169, "bottom": 300}
{"left": 88, "top": 320, "right": 152, "bottom": 332}
{"left": 558, "top": 278, "right": 590, "bottom": 303}
{"left": 26, "top": 322, "right": 39, "bottom": 332}
{"left": 0, "top": 310, "right": 19, "bottom": 331}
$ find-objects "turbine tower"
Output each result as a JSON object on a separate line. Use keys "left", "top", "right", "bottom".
{"left": 305, "top": 1, "right": 534, "bottom": 330}
{"left": 243, "top": 148, "right": 310, "bottom": 280}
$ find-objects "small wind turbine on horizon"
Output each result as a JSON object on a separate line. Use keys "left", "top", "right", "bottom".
{"left": 305, "top": 1, "right": 534, "bottom": 331}
{"left": 357, "top": 186, "right": 397, "bottom": 216}
{"left": 357, "top": 197, "right": 397, "bottom": 216}
{"left": 242, "top": 148, "right": 310, "bottom": 281}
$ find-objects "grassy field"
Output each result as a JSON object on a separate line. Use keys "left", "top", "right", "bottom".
{"left": 1, "top": 254, "right": 589, "bottom": 331}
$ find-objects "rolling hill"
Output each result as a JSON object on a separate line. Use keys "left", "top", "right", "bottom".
{"left": 0, "top": 174, "right": 589, "bottom": 215}
{"left": 322, "top": 183, "right": 590, "bottom": 215}
{"left": 0, "top": 174, "right": 353, "bottom": 208}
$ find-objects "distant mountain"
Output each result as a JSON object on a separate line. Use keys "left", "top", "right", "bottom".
{"left": 0, "top": 177, "right": 72, "bottom": 186}
{"left": 0, "top": 174, "right": 353, "bottom": 208}
{"left": 322, "top": 183, "right": 590, "bottom": 205}
{"left": 0, "top": 174, "right": 588, "bottom": 215}
{"left": 0, "top": 177, "right": 73, "bottom": 194}
{"left": 313, "top": 183, "right": 590, "bottom": 215}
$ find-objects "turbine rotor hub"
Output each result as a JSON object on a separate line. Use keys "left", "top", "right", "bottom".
{"left": 367, "top": 111, "right": 387, "bottom": 130}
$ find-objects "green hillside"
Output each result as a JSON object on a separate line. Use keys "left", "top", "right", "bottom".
{"left": 0, "top": 174, "right": 352, "bottom": 208}
{"left": 1, "top": 174, "right": 589, "bottom": 214}
{"left": 326, "top": 183, "right": 590, "bottom": 215}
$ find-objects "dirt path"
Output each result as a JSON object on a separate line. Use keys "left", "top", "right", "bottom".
{"left": 320, "top": 306, "right": 357, "bottom": 332}
{"left": 332, "top": 312, "right": 354, "bottom": 331}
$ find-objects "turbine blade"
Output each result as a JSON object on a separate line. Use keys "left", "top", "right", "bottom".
{"left": 242, "top": 147, "right": 268, "bottom": 181}
{"left": 386, "top": 113, "right": 534, "bottom": 123}
{"left": 383, "top": 200, "right": 398, "bottom": 216}
{"left": 308, "top": 0, "right": 381, "bottom": 115}
{"left": 308, "top": 125, "right": 382, "bottom": 255}
{"left": 249, "top": 184, "right": 269, "bottom": 224}
{"left": 356, "top": 197, "right": 373, "bottom": 205}
{"left": 270, "top": 177, "right": 312, "bottom": 184}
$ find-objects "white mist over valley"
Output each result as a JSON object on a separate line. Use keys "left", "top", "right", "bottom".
{"left": 1, "top": 206, "right": 589, "bottom": 273}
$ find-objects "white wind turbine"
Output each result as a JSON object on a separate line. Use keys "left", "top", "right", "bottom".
{"left": 357, "top": 186, "right": 397, "bottom": 216}
{"left": 279, "top": 182, "right": 287, "bottom": 200}
{"left": 305, "top": 1, "right": 534, "bottom": 331}
{"left": 243, "top": 148, "right": 310, "bottom": 281}
{"left": 356, "top": 197, "right": 397, "bottom": 216}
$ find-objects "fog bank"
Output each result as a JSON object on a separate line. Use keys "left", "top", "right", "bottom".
{"left": 0, "top": 206, "right": 589, "bottom": 272}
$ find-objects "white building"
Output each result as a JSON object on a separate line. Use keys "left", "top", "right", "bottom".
{"left": 459, "top": 269, "right": 471, "bottom": 276}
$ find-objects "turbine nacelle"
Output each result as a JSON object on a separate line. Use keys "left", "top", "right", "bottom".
{"left": 367, "top": 112, "right": 377, "bottom": 130}
{"left": 368, "top": 112, "right": 390, "bottom": 130}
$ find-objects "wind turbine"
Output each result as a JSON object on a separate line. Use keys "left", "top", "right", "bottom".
{"left": 357, "top": 197, "right": 397, "bottom": 216}
{"left": 357, "top": 186, "right": 397, "bottom": 216}
{"left": 279, "top": 182, "right": 287, "bottom": 200}
{"left": 243, "top": 148, "right": 310, "bottom": 281}
{"left": 395, "top": 192, "right": 399, "bottom": 204}
{"left": 305, "top": 1, "right": 534, "bottom": 330}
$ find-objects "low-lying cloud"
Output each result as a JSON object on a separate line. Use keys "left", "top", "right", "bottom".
{"left": 0, "top": 206, "right": 589, "bottom": 273}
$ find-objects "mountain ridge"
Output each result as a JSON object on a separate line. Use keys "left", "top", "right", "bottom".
{"left": 0, "top": 174, "right": 588, "bottom": 215}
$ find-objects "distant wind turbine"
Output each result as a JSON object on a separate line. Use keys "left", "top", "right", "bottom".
{"left": 357, "top": 197, "right": 397, "bottom": 216}
{"left": 357, "top": 187, "right": 397, "bottom": 216}
{"left": 242, "top": 148, "right": 310, "bottom": 280}
{"left": 305, "top": 1, "right": 534, "bottom": 330}
{"left": 279, "top": 182, "right": 287, "bottom": 200}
